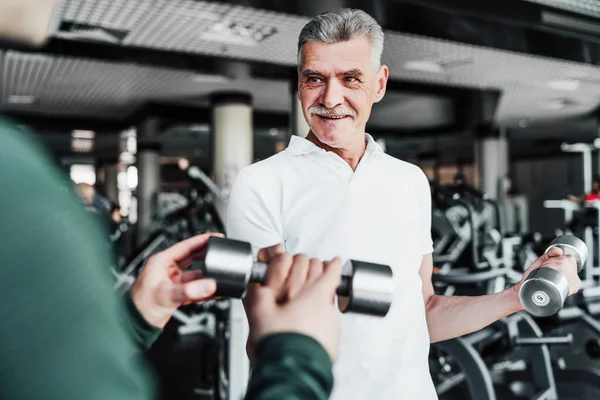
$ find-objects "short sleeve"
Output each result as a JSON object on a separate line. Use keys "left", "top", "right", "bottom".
{"left": 416, "top": 169, "right": 434, "bottom": 255}
{"left": 226, "top": 168, "right": 284, "bottom": 256}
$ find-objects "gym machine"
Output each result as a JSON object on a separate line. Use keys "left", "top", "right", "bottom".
{"left": 431, "top": 179, "right": 540, "bottom": 298}
{"left": 432, "top": 234, "right": 590, "bottom": 400}
{"left": 432, "top": 263, "right": 575, "bottom": 400}
{"left": 543, "top": 141, "right": 600, "bottom": 285}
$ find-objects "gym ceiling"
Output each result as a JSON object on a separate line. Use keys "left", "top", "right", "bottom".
{"left": 2, "top": 0, "right": 600, "bottom": 164}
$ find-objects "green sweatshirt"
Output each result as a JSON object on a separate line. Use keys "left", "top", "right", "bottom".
{"left": 0, "top": 116, "right": 333, "bottom": 400}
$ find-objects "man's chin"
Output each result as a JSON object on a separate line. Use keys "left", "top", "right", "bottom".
{"left": 310, "top": 130, "right": 345, "bottom": 148}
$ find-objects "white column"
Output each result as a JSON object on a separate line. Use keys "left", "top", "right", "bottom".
{"left": 211, "top": 92, "right": 253, "bottom": 221}
{"left": 211, "top": 92, "right": 253, "bottom": 400}
{"left": 475, "top": 129, "right": 509, "bottom": 200}
{"left": 136, "top": 118, "right": 161, "bottom": 245}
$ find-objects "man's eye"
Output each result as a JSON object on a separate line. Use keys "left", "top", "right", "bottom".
{"left": 308, "top": 77, "right": 321, "bottom": 83}
{"left": 344, "top": 76, "right": 358, "bottom": 83}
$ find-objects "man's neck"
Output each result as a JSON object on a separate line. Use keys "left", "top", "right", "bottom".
{"left": 306, "top": 131, "right": 367, "bottom": 171}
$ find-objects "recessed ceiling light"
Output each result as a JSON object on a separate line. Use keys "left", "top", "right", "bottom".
{"left": 193, "top": 74, "right": 230, "bottom": 83}
{"left": 402, "top": 60, "right": 444, "bottom": 74}
{"left": 7, "top": 95, "right": 36, "bottom": 104}
{"left": 537, "top": 98, "right": 576, "bottom": 110}
{"left": 548, "top": 79, "right": 580, "bottom": 91}
{"left": 71, "top": 130, "right": 95, "bottom": 139}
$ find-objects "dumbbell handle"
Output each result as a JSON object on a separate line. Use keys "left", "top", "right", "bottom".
{"left": 248, "top": 261, "right": 351, "bottom": 295}
{"left": 519, "top": 235, "right": 587, "bottom": 317}
{"left": 196, "top": 260, "right": 352, "bottom": 296}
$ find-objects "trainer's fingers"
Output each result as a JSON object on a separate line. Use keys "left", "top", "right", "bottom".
{"left": 257, "top": 243, "right": 286, "bottom": 262}
{"left": 163, "top": 232, "right": 224, "bottom": 267}
{"left": 307, "top": 258, "right": 325, "bottom": 283}
{"left": 263, "top": 253, "right": 294, "bottom": 290}
{"left": 284, "top": 254, "right": 310, "bottom": 301}
{"left": 314, "top": 258, "right": 342, "bottom": 302}
{"left": 180, "top": 279, "right": 217, "bottom": 303}
{"left": 180, "top": 270, "right": 205, "bottom": 283}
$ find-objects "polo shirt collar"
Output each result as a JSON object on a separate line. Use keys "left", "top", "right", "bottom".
{"left": 287, "top": 133, "right": 383, "bottom": 156}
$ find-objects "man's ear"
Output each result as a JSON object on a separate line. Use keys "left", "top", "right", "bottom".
{"left": 373, "top": 65, "right": 389, "bottom": 104}
{"left": 0, "top": 0, "right": 61, "bottom": 47}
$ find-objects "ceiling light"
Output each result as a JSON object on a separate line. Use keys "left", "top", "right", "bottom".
{"left": 178, "top": 158, "right": 190, "bottom": 170}
{"left": 200, "top": 20, "right": 277, "bottom": 47}
{"left": 403, "top": 60, "right": 444, "bottom": 74}
{"left": 192, "top": 74, "right": 230, "bottom": 83}
{"left": 537, "top": 98, "right": 576, "bottom": 110}
{"left": 55, "top": 29, "right": 122, "bottom": 44}
{"left": 7, "top": 95, "right": 36, "bottom": 104}
{"left": 548, "top": 79, "right": 580, "bottom": 91}
{"left": 72, "top": 130, "right": 95, "bottom": 139}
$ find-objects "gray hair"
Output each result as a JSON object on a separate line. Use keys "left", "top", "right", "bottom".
{"left": 297, "top": 8, "right": 385, "bottom": 70}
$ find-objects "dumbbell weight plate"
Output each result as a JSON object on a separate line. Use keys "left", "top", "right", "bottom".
{"left": 519, "top": 268, "right": 569, "bottom": 317}
{"left": 202, "top": 237, "right": 254, "bottom": 298}
{"left": 545, "top": 235, "right": 587, "bottom": 273}
{"left": 337, "top": 260, "right": 394, "bottom": 318}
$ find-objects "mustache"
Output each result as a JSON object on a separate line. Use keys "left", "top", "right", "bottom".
{"left": 308, "top": 106, "right": 357, "bottom": 118}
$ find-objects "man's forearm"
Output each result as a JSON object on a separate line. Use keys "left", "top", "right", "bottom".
{"left": 426, "top": 288, "right": 523, "bottom": 343}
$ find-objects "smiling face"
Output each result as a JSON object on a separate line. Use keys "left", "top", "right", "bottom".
{"left": 298, "top": 37, "right": 389, "bottom": 149}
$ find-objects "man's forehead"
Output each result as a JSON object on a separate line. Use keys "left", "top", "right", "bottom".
{"left": 300, "top": 38, "right": 372, "bottom": 72}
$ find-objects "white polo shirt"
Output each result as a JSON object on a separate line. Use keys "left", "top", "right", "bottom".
{"left": 226, "top": 133, "right": 437, "bottom": 400}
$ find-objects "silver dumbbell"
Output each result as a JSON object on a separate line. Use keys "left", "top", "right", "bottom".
{"left": 190, "top": 236, "right": 394, "bottom": 317}
{"left": 519, "top": 235, "right": 587, "bottom": 317}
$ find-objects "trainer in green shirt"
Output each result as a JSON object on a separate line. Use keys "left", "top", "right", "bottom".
{"left": 0, "top": 116, "right": 340, "bottom": 399}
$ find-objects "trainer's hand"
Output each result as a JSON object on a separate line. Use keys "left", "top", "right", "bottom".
{"left": 131, "top": 233, "right": 223, "bottom": 328}
{"left": 245, "top": 252, "right": 342, "bottom": 362}
{"left": 514, "top": 246, "right": 582, "bottom": 298}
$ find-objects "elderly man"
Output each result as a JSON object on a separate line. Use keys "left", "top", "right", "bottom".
{"left": 227, "top": 8, "right": 581, "bottom": 399}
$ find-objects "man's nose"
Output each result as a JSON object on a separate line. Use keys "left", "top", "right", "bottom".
{"left": 321, "top": 80, "right": 344, "bottom": 110}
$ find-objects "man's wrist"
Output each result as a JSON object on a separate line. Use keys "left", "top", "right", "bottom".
{"left": 130, "top": 283, "right": 169, "bottom": 329}
{"left": 506, "top": 285, "right": 525, "bottom": 314}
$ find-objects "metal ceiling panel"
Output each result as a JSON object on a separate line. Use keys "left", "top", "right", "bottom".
{"left": 523, "top": 0, "right": 600, "bottom": 18}
{"left": 0, "top": 50, "right": 292, "bottom": 118}
{"left": 1, "top": 0, "right": 599, "bottom": 129}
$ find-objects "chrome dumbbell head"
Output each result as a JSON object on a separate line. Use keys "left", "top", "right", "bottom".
{"left": 201, "top": 237, "right": 254, "bottom": 298}
{"left": 337, "top": 260, "right": 394, "bottom": 318}
{"left": 544, "top": 235, "right": 587, "bottom": 273}
{"left": 519, "top": 235, "right": 587, "bottom": 317}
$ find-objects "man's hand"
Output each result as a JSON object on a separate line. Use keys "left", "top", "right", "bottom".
{"left": 244, "top": 248, "right": 342, "bottom": 363}
{"left": 131, "top": 233, "right": 223, "bottom": 328}
{"left": 513, "top": 246, "right": 582, "bottom": 298}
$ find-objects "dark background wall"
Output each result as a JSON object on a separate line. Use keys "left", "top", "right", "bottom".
{"left": 511, "top": 154, "right": 592, "bottom": 236}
